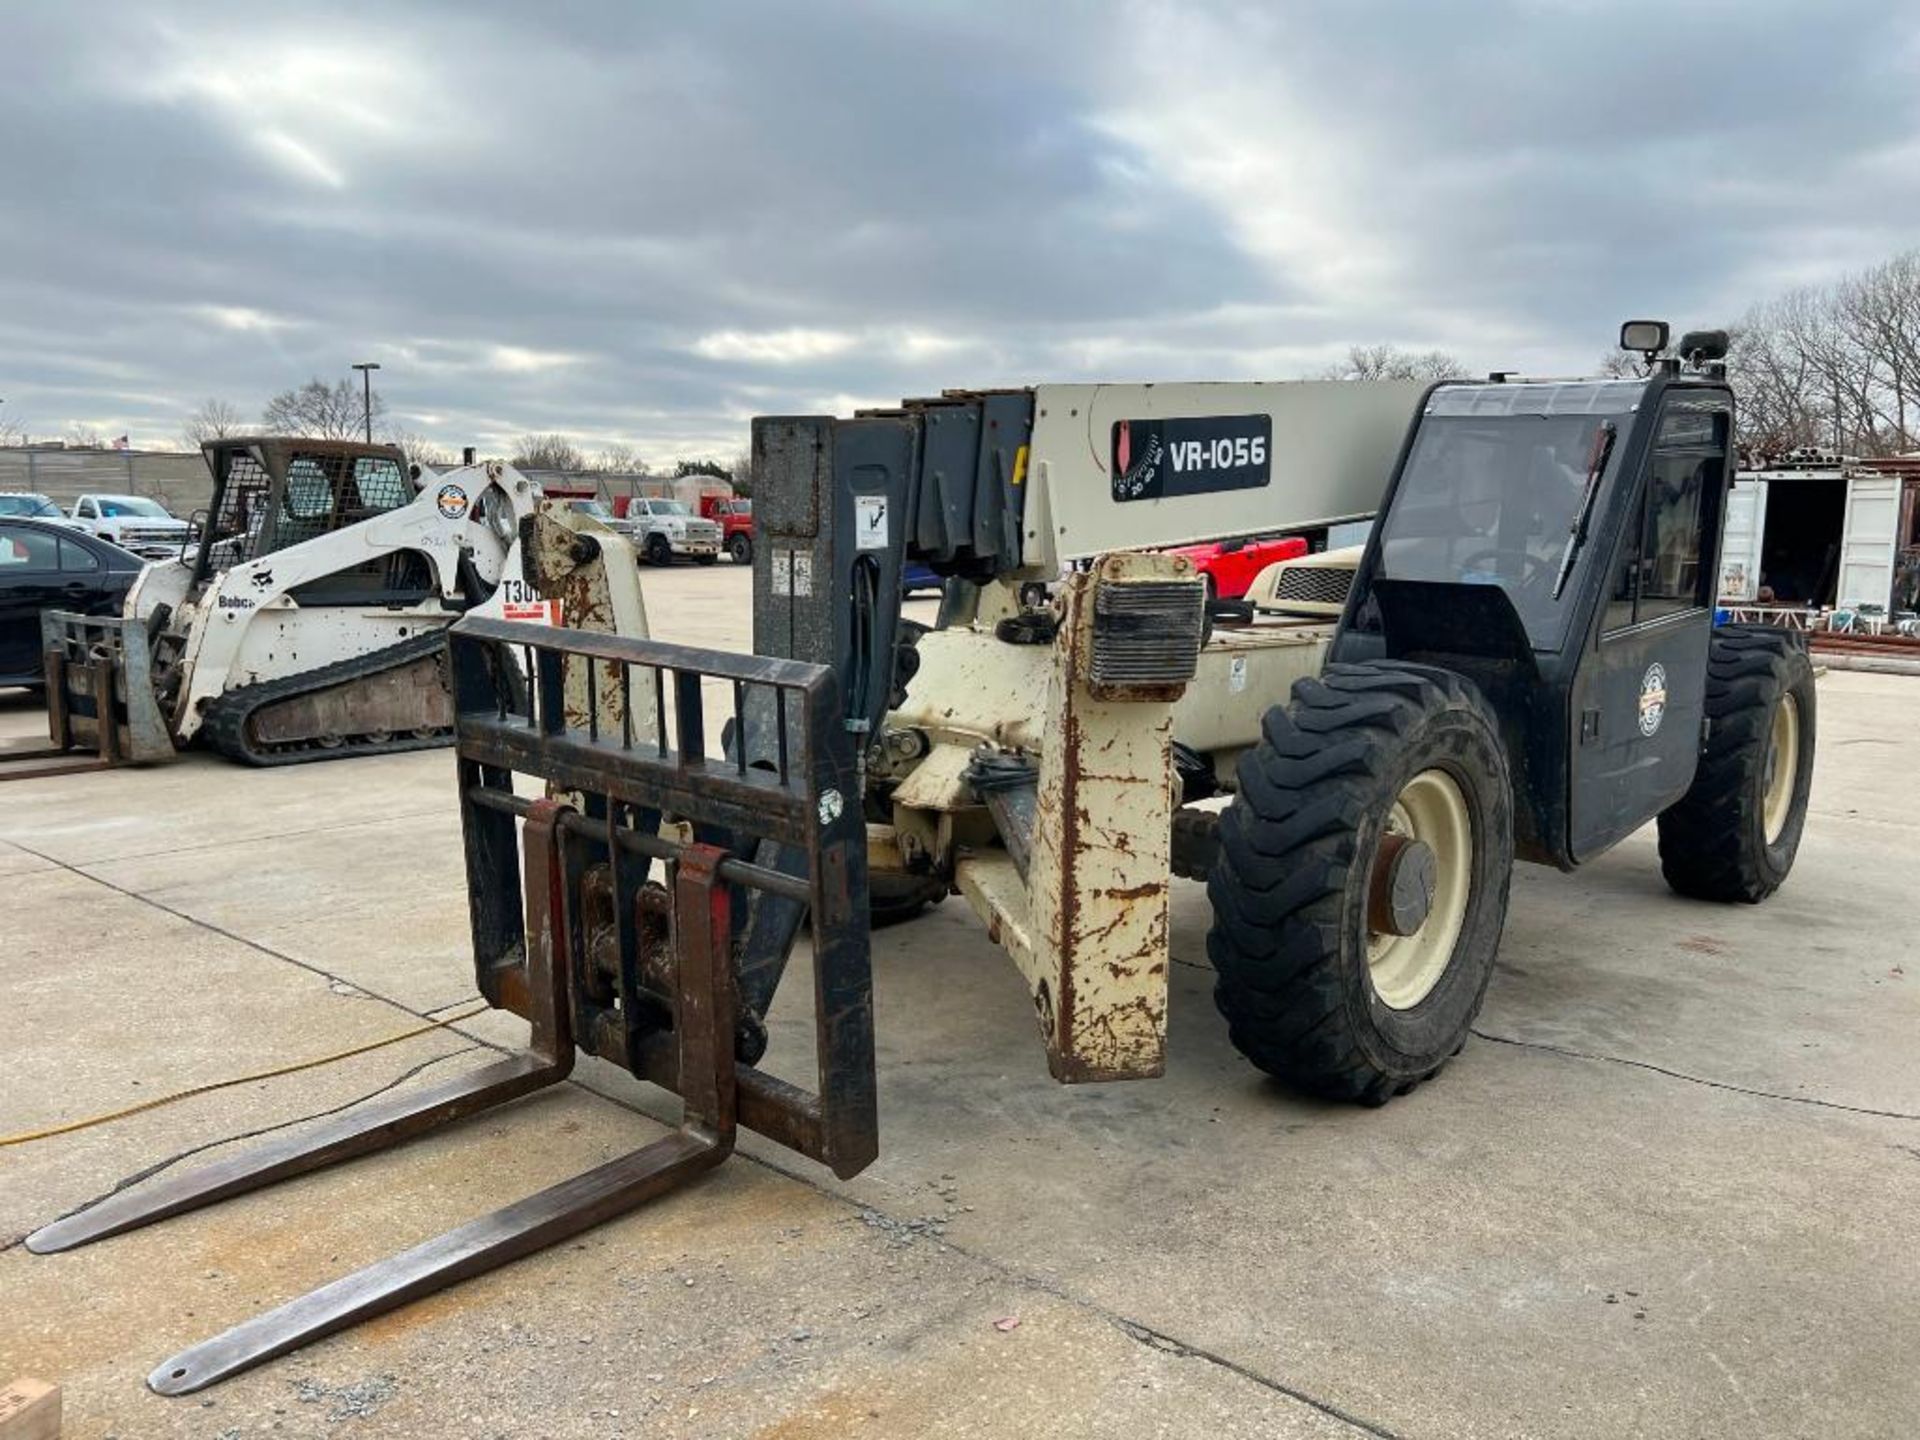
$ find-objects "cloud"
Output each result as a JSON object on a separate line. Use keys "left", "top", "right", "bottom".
{"left": 0, "top": 1, "right": 1915, "bottom": 456}
{"left": 486, "top": 345, "right": 585, "bottom": 375}
{"left": 196, "top": 305, "right": 301, "bottom": 334}
{"left": 692, "top": 329, "right": 858, "bottom": 365}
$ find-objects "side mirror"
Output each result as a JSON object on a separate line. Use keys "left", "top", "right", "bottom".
{"left": 1676, "top": 329, "right": 1730, "bottom": 366}
{"left": 1620, "top": 319, "right": 1669, "bottom": 358}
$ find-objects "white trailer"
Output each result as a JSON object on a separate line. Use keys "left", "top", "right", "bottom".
{"left": 1719, "top": 456, "right": 1910, "bottom": 612}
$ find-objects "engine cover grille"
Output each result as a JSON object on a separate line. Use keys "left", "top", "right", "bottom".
{"left": 1273, "top": 565, "right": 1353, "bottom": 607}
{"left": 1089, "top": 578, "right": 1205, "bottom": 692}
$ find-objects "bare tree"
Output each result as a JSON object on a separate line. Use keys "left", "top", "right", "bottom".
{"left": 0, "top": 415, "right": 24, "bottom": 447}
{"left": 1321, "top": 344, "right": 1468, "bottom": 382}
{"left": 511, "top": 433, "right": 585, "bottom": 471}
{"left": 1596, "top": 350, "right": 1651, "bottom": 379}
{"left": 592, "top": 442, "right": 647, "bottom": 474}
{"left": 262, "top": 377, "right": 386, "bottom": 440}
{"left": 727, "top": 449, "right": 753, "bottom": 498}
{"left": 1724, "top": 259, "right": 1920, "bottom": 458}
{"left": 181, "top": 397, "right": 244, "bottom": 449}
{"left": 1780, "top": 283, "right": 1886, "bottom": 453}
{"left": 1726, "top": 313, "right": 1825, "bottom": 458}
{"left": 1834, "top": 254, "right": 1920, "bottom": 451}
{"left": 66, "top": 423, "right": 106, "bottom": 448}
{"left": 386, "top": 429, "right": 456, "bottom": 469}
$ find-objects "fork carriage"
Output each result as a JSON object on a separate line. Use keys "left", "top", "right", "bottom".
{"left": 29, "top": 617, "right": 878, "bottom": 1393}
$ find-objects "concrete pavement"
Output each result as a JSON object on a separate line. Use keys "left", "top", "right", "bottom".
{"left": 2, "top": 561, "right": 1915, "bottom": 1438}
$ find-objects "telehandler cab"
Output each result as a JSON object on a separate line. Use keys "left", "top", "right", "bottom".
{"left": 27, "top": 324, "right": 1816, "bottom": 1392}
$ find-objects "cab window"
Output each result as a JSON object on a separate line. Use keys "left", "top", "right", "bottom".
{"left": 1605, "top": 406, "right": 1726, "bottom": 631}
{"left": 352, "top": 457, "right": 410, "bottom": 511}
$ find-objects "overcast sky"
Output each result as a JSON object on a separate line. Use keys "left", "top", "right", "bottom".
{"left": 4, "top": 1, "right": 1917, "bottom": 461}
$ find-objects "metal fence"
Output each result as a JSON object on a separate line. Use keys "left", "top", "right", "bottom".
{"left": 0, "top": 448, "right": 211, "bottom": 515}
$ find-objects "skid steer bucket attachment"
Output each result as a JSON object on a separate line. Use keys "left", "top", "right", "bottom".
{"left": 1, "top": 612, "right": 175, "bottom": 779}
{"left": 27, "top": 615, "right": 876, "bottom": 1393}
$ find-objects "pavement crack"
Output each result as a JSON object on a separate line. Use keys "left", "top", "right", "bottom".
{"left": 2, "top": 1045, "right": 484, "bottom": 1255}
{"left": 577, "top": 1080, "right": 1400, "bottom": 1438}
{"left": 1110, "top": 1319, "right": 1404, "bottom": 1437}
{"left": 3, "top": 807, "right": 450, "bottom": 869}
{"left": 1472, "top": 1029, "right": 1920, "bottom": 1121}
{"left": 2, "top": 839, "right": 512, "bottom": 1053}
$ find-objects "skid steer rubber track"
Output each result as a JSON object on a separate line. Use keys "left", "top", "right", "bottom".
{"left": 202, "top": 628, "right": 463, "bottom": 766}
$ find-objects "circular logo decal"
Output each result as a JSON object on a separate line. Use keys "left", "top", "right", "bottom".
{"left": 435, "top": 483, "right": 470, "bottom": 520}
{"left": 1637, "top": 662, "right": 1669, "bottom": 737}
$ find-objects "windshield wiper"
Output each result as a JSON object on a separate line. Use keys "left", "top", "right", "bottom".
{"left": 1553, "top": 420, "right": 1617, "bottom": 600}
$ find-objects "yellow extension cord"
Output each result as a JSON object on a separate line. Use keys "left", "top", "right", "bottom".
{"left": 0, "top": 1001, "right": 491, "bottom": 1149}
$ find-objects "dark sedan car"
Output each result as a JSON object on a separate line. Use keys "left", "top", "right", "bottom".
{"left": 0, "top": 517, "right": 143, "bottom": 687}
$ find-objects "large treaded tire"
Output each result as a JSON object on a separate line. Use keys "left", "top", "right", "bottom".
{"left": 1208, "top": 662, "right": 1515, "bottom": 1104}
{"left": 1657, "top": 626, "right": 1815, "bottom": 903}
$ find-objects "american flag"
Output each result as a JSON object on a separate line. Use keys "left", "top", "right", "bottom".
{"left": 111, "top": 435, "right": 129, "bottom": 450}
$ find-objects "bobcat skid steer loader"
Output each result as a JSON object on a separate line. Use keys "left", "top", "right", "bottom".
{"left": 38, "top": 437, "right": 645, "bottom": 766}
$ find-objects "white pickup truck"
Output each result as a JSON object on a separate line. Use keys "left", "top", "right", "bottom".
{"left": 70, "top": 493, "right": 193, "bottom": 560}
{"left": 625, "top": 496, "right": 721, "bottom": 565}
{"left": 560, "top": 496, "right": 721, "bottom": 565}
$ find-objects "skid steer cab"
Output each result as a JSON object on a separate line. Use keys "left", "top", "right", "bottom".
{"left": 26, "top": 437, "right": 648, "bottom": 770}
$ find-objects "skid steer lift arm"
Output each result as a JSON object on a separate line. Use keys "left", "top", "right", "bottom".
{"left": 29, "top": 616, "right": 876, "bottom": 1394}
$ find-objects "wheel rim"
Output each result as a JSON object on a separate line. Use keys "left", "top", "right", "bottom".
{"left": 1366, "top": 768, "right": 1473, "bottom": 1010}
{"left": 1762, "top": 691, "right": 1800, "bottom": 846}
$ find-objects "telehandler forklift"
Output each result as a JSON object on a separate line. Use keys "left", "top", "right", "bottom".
{"left": 27, "top": 323, "right": 1816, "bottom": 1393}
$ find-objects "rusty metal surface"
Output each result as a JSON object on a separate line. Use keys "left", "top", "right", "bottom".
{"left": 247, "top": 650, "right": 450, "bottom": 744}
{"left": 448, "top": 614, "right": 877, "bottom": 1179}
{"left": 449, "top": 614, "right": 879, "bottom": 1175}
{"left": 142, "top": 834, "right": 741, "bottom": 1397}
{"left": 25, "top": 610, "right": 175, "bottom": 773}
{"left": 27, "top": 613, "right": 875, "bottom": 1396}
{"left": 1016, "top": 555, "right": 1182, "bottom": 1084}
{"left": 516, "top": 503, "right": 652, "bottom": 740}
{"left": 0, "top": 748, "right": 116, "bottom": 780}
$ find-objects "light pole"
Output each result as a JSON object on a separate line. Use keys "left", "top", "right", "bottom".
{"left": 351, "top": 362, "right": 380, "bottom": 443}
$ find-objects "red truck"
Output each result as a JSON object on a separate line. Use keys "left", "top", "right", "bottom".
{"left": 699, "top": 495, "right": 754, "bottom": 564}
{"left": 1167, "top": 534, "right": 1309, "bottom": 600}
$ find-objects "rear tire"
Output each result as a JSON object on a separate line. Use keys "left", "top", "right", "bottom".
{"left": 1208, "top": 662, "right": 1515, "bottom": 1104}
{"left": 1657, "top": 627, "right": 1815, "bottom": 903}
{"left": 870, "top": 870, "right": 946, "bottom": 927}
{"left": 727, "top": 533, "right": 753, "bottom": 565}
